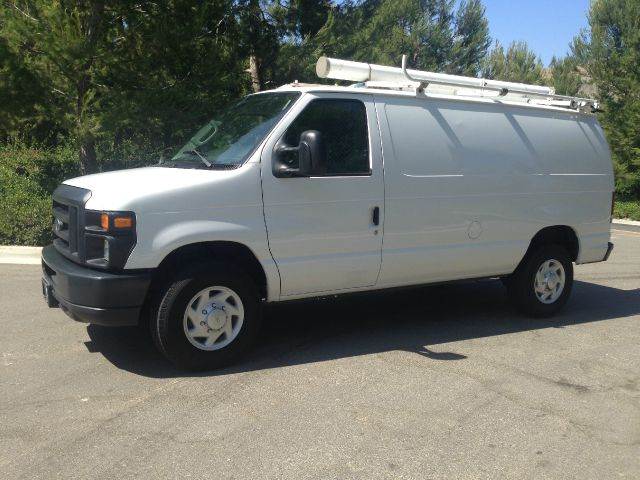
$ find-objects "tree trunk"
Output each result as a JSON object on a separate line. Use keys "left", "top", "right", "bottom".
{"left": 79, "top": 137, "right": 98, "bottom": 175}
{"left": 77, "top": 72, "right": 98, "bottom": 175}
{"left": 75, "top": 1, "right": 104, "bottom": 175}
{"left": 248, "top": 53, "right": 262, "bottom": 93}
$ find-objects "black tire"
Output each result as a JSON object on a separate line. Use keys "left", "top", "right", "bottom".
{"left": 150, "top": 262, "right": 262, "bottom": 371}
{"left": 507, "top": 244, "right": 573, "bottom": 318}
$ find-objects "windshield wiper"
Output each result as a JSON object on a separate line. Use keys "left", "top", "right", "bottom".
{"left": 182, "top": 148, "right": 212, "bottom": 168}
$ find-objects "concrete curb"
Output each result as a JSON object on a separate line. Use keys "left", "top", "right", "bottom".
{"left": 0, "top": 246, "right": 42, "bottom": 265}
{"left": 613, "top": 218, "right": 640, "bottom": 227}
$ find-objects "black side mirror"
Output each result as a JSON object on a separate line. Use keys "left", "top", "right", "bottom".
{"left": 299, "top": 130, "right": 326, "bottom": 175}
{"left": 273, "top": 130, "right": 326, "bottom": 177}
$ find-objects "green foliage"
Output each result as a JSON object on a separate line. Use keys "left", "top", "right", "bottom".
{"left": 98, "top": 1, "right": 247, "bottom": 155}
{"left": 613, "top": 199, "right": 640, "bottom": 221}
{"left": 1, "top": 1, "right": 121, "bottom": 173}
{"left": 579, "top": 0, "right": 640, "bottom": 196}
{"left": 0, "top": 36, "right": 57, "bottom": 142}
{"left": 0, "top": 1, "right": 247, "bottom": 173}
{"left": 449, "top": 0, "right": 491, "bottom": 76}
{"left": 269, "top": 0, "right": 491, "bottom": 83}
{"left": 482, "top": 41, "right": 545, "bottom": 84}
{"left": 549, "top": 56, "right": 582, "bottom": 96}
{"left": 0, "top": 142, "right": 78, "bottom": 245}
{"left": 270, "top": 0, "right": 331, "bottom": 39}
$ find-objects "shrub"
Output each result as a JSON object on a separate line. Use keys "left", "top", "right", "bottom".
{"left": 614, "top": 198, "right": 640, "bottom": 221}
{"left": 96, "top": 136, "right": 165, "bottom": 171}
{"left": 0, "top": 142, "right": 79, "bottom": 245}
{"left": 0, "top": 139, "right": 162, "bottom": 245}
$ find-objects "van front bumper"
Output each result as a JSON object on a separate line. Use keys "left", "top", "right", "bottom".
{"left": 41, "top": 245, "right": 152, "bottom": 326}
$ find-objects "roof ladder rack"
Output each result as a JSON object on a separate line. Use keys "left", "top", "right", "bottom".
{"left": 316, "top": 56, "right": 598, "bottom": 113}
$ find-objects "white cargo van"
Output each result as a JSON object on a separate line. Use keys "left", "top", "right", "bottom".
{"left": 42, "top": 57, "right": 614, "bottom": 369}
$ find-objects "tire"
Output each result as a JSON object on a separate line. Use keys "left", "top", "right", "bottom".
{"left": 507, "top": 244, "right": 573, "bottom": 318}
{"left": 150, "top": 262, "right": 262, "bottom": 371}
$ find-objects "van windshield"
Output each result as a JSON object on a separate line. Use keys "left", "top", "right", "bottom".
{"left": 165, "top": 92, "right": 300, "bottom": 169}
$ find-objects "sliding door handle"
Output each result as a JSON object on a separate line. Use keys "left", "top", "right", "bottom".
{"left": 372, "top": 206, "right": 380, "bottom": 226}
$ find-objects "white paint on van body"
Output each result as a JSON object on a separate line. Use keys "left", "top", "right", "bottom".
{"left": 65, "top": 162, "right": 283, "bottom": 301}
{"left": 63, "top": 85, "right": 614, "bottom": 302}
{"left": 260, "top": 92, "right": 385, "bottom": 297}
{"left": 375, "top": 94, "right": 613, "bottom": 286}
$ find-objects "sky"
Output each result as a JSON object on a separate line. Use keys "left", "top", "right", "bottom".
{"left": 475, "top": 0, "right": 591, "bottom": 65}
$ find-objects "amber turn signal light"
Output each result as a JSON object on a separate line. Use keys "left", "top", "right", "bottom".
{"left": 113, "top": 216, "right": 133, "bottom": 229}
{"left": 100, "top": 212, "right": 133, "bottom": 230}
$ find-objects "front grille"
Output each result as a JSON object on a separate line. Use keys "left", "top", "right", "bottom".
{"left": 52, "top": 185, "right": 91, "bottom": 264}
{"left": 53, "top": 201, "right": 73, "bottom": 249}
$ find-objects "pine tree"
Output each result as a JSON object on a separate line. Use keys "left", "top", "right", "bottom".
{"left": 0, "top": 1, "right": 244, "bottom": 168}
{"left": 1, "top": 1, "right": 119, "bottom": 173}
{"left": 302, "top": 0, "right": 489, "bottom": 77}
{"left": 449, "top": 0, "right": 491, "bottom": 76}
{"left": 549, "top": 56, "right": 582, "bottom": 96}
{"left": 275, "top": 0, "right": 331, "bottom": 39}
{"left": 0, "top": 34, "right": 54, "bottom": 142}
{"left": 580, "top": 0, "right": 640, "bottom": 196}
{"left": 482, "top": 40, "right": 544, "bottom": 85}
{"left": 99, "top": 1, "right": 244, "bottom": 158}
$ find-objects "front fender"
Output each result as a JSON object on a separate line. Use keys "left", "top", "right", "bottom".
{"left": 124, "top": 211, "right": 281, "bottom": 301}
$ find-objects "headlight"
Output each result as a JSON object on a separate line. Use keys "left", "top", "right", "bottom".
{"left": 84, "top": 210, "right": 137, "bottom": 270}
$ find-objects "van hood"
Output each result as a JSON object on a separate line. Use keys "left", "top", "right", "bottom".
{"left": 64, "top": 166, "right": 250, "bottom": 212}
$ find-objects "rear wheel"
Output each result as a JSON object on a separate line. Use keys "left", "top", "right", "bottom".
{"left": 506, "top": 244, "right": 573, "bottom": 317}
{"left": 150, "top": 263, "right": 261, "bottom": 370}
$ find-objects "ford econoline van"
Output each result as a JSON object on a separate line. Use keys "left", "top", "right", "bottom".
{"left": 41, "top": 57, "right": 614, "bottom": 369}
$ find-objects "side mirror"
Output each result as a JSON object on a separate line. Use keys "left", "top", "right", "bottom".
{"left": 299, "top": 130, "right": 326, "bottom": 175}
{"left": 273, "top": 130, "right": 326, "bottom": 177}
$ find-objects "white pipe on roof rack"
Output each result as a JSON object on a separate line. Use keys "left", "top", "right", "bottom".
{"left": 316, "top": 56, "right": 554, "bottom": 97}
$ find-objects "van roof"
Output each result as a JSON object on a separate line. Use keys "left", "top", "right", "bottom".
{"left": 266, "top": 83, "right": 594, "bottom": 116}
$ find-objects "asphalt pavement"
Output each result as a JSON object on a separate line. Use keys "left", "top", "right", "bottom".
{"left": 1, "top": 227, "right": 639, "bottom": 479}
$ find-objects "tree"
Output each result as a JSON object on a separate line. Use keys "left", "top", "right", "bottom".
{"left": 579, "top": 0, "right": 640, "bottom": 196}
{"left": 0, "top": 35, "right": 55, "bottom": 142}
{"left": 1, "top": 1, "right": 117, "bottom": 174}
{"left": 549, "top": 55, "right": 582, "bottom": 96}
{"left": 273, "top": 0, "right": 331, "bottom": 39}
{"left": 0, "top": 1, "right": 245, "bottom": 169}
{"left": 234, "top": 0, "right": 286, "bottom": 93}
{"left": 449, "top": 0, "right": 491, "bottom": 76}
{"left": 295, "top": 0, "right": 489, "bottom": 81}
{"left": 482, "top": 40, "right": 544, "bottom": 85}
{"left": 100, "top": 1, "right": 243, "bottom": 156}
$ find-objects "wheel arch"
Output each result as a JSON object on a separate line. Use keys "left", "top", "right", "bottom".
{"left": 519, "top": 225, "right": 580, "bottom": 268}
{"left": 149, "top": 241, "right": 270, "bottom": 300}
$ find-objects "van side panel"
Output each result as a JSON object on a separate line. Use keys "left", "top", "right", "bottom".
{"left": 375, "top": 95, "right": 613, "bottom": 287}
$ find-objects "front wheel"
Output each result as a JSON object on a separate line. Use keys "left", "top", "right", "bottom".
{"left": 150, "top": 263, "right": 262, "bottom": 370}
{"left": 507, "top": 245, "right": 573, "bottom": 318}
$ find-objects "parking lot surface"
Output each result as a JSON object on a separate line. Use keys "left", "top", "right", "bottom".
{"left": 1, "top": 228, "right": 639, "bottom": 479}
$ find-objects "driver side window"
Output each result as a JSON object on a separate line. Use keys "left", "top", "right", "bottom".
{"left": 283, "top": 99, "right": 370, "bottom": 176}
